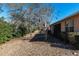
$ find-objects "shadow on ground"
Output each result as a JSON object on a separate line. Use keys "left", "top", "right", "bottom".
{"left": 30, "top": 34, "right": 46, "bottom": 42}
{"left": 29, "top": 33, "right": 78, "bottom": 50}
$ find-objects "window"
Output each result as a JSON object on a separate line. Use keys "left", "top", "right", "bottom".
{"left": 65, "top": 27, "right": 74, "bottom": 32}
{"left": 65, "top": 19, "right": 74, "bottom": 32}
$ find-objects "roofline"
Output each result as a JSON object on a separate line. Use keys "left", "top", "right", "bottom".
{"left": 50, "top": 11, "right": 79, "bottom": 26}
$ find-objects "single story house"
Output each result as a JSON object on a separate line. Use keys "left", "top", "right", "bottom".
{"left": 50, "top": 12, "right": 79, "bottom": 44}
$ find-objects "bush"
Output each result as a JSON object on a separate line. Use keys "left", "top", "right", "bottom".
{"left": 0, "top": 22, "right": 13, "bottom": 43}
{"left": 13, "top": 24, "right": 38, "bottom": 37}
{"left": 12, "top": 29, "right": 23, "bottom": 37}
{"left": 12, "top": 24, "right": 28, "bottom": 37}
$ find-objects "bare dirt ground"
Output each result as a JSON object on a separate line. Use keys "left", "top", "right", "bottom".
{"left": 0, "top": 38, "right": 78, "bottom": 56}
{"left": 0, "top": 31, "right": 79, "bottom": 56}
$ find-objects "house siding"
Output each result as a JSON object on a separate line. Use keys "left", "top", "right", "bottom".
{"left": 74, "top": 15, "right": 79, "bottom": 32}
{"left": 60, "top": 14, "right": 79, "bottom": 32}
{"left": 50, "top": 13, "right": 79, "bottom": 44}
{"left": 61, "top": 21, "right": 65, "bottom": 32}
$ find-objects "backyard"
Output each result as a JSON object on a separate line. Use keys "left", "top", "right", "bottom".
{"left": 0, "top": 31, "right": 78, "bottom": 56}
{"left": 0, "top": 3, "right": 79, "bottom": 56}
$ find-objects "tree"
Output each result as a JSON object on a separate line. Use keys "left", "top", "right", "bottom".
{"left": 6, "top": 3, "right": 53, "bottom": 36}
{"left": 24, "top": 3, "right": 53, "bottom": 30}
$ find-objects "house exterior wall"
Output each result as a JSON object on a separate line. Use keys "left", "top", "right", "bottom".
{"left": 60, "top": 14, "right": 79, "bottom": 44}
{"left": 50, "top": 13, "right": 79, "bottom": 44}
{"left": 61, "top": 21, "right": 65, "bottom": 32}
{"left": 74, "top": 14, "right": 79, "bottom": 32}
{"left": 50, "top": 25, "right": 54, "bottom": 34}
{"left": 61, "top": 14, "right": 79, "bottom": 32}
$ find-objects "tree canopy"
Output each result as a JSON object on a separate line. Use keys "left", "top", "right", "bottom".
{"left": 0, "top": 3, "right": 53, "bottom": 36}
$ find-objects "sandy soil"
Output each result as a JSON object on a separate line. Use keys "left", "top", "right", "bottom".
{"left": 0, "top": 38, "right": 78, "bottom": 56}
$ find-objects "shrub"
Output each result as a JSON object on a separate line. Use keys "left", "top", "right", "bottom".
{"left": 13, "top": 24, "right": 38, "bottom": 37}
{"left": 12, "top": 24, "right": 28, "bottom": 37}
{"left": 0, "top": 22, "right": 13, "bottom": 43}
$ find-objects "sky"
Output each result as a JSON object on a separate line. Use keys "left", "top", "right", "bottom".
{"left": 51, "top": 3, "right": 79, "bottom": 24}
{"left": 0, "top": 3, "right": 79, "bottom": 24}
